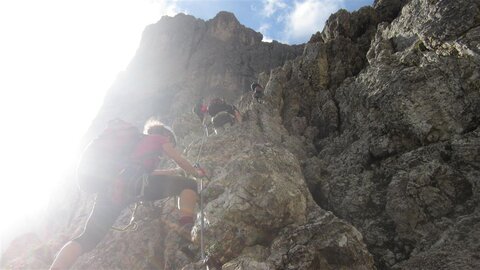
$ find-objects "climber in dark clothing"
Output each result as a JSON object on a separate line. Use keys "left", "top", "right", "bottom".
{"left": 250, "top": 82, "right": 264, "bottom": 103}
{"left": 207, "top": 98, "right": 242, "bottom": 135}
{"left": 50, "top": 120, "right": 206, "bottom": 270}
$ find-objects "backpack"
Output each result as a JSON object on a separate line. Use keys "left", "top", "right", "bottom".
{"left": 207, "top": 98, "right": 235, "bottom": 117}
{"left": 76, "top": 119, "right": 144, "bottom": 193}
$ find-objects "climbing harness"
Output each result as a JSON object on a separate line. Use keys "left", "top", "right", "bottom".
{"left": 111, "top": 202, "right": 141, "bottom": 232}
{"left": 110, "top": 173, "right": 147, "bottom": 232}
{"left": 111, "top": 197, "right": 175, "bottom": 232}
{"left": 111, "top": 174, "right": 174, "bottom": 232}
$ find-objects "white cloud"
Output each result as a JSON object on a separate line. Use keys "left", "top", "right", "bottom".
{"left": 137, "top": 0, "right": 181, "bottom": 18}
{"left": 262, "top": 35, "right": 274, "bottom": 42}
{"left": 284, "top": 0, "right": 344, "bottom": 43}
{"left": 258, "top": 23, "right": 271, "bottom": 33}
{"left": 163, "top": 0, "right": 182, "bottom": 16}
{"left": 258, "top": 23, "right": 274, "bottom": 42}
{"left": 263, "top": 0, "right": 287, "bottom": 17}
{"left": 275, "top": 12, "right": 288, "bottom": 24}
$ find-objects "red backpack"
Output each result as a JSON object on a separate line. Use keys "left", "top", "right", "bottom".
{"left": 77, "top": 119, "right": 144, "bottom": 193}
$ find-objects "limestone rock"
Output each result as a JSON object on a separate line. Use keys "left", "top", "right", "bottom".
{"left": 296, "top": 0, "right": 480, "bottom": 268}
{"left": 206, "top": 11, "right": 262, "bottom": 46}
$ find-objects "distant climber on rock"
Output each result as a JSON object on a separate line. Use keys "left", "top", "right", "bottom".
{"left": 250, "top": 82, "right": 264, "bottom": 103}
{"left": 192, "top": 97, "right": 208, "bottom": 124}
{"left": 207, "top": 97, "right": 242, "bottom": 135}
{"left": 49, "top": 118, "right": 206, "bottom": 270}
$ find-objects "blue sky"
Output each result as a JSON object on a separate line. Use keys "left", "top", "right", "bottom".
{"left": 169, "top": 0, "right": 375, "bottom": 44}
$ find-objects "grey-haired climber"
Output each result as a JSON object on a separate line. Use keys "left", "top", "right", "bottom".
{"left": 49, "top": 119, "right": 206, "bottom": 270}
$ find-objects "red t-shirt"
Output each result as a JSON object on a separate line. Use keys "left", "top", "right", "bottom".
{"left": 129, "top": 135, "right": 170, "bottom": 172}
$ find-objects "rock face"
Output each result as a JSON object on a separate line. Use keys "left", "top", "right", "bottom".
{"left": 92, "top": 11, "right": 303, "bottom": 135}
{"left": 3, "top": 1, "right": 480, "bottom": 269}
{"left": 288, "top": 0, "right": 480, "bottom": 269}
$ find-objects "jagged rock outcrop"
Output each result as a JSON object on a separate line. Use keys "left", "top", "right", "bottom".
{"left": 3, "top": 0, "right": 480, "bottom": 269}
{"left": 283, "top": 0, "right": 479, "bottom": 269}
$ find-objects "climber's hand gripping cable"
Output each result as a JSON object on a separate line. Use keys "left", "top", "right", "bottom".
{"left": 193, "top": 163, "right": 208, "bottom": 179}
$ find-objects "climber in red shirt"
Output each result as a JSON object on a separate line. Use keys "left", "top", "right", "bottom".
{"left": 50, "top": 119, "right": 206, "bottom": 270}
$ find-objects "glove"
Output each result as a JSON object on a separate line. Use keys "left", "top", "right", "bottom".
{"left": 193, "top": 163, "right": 207, "bottom": 178}
{"left": 196, "top": 168, "right": 206, "bottom": 178}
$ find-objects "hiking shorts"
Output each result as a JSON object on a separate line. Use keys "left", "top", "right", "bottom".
{"left": 212, "top": 111, "right": 235, "bottom": 129}
{"left": 73, "top": 175, "right": 197, "bottom": 252}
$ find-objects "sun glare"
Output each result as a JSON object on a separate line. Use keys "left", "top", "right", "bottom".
{"left": 0, "top": 0, "right": 176, "bottom": 252}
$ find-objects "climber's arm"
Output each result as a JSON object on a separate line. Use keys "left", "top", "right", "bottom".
{"left": 235, "top": 110, "right": 242, "bottom": 123}
{"left": 233, "top": 106, "right": 242, "bottom": 122}
{"left": 161, "top": 142, "right": 205, "bottom": 177}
